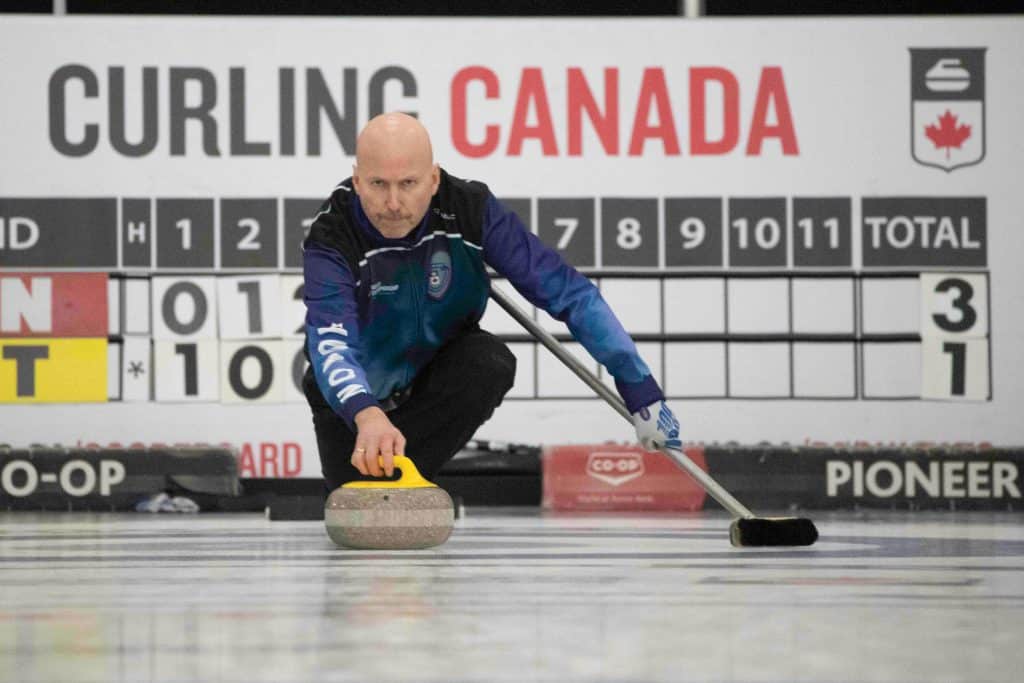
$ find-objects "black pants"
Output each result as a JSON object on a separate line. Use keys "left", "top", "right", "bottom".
{"left": 302, "top": 327, "right": 517, "bottom": 491}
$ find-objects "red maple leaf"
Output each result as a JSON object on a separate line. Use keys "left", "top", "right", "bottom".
{"left": 924, "top": 110, "right": 971, "bottom": 159}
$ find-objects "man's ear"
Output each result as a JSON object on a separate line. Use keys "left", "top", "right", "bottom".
{"left": 430, "top": 163, "right": 440, "bottom": 194}
{"left": 351, "top": 164, "right": 360, "bottom": 194}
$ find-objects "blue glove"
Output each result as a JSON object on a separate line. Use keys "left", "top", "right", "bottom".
{"left": 632, "top": 400, "right": 682, "bottom": 451}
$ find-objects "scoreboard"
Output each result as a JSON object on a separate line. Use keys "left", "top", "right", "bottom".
{"left": 1, "top": 15, "right": 1020, "bottom": 462}
{"left": 0, "top": 193, "right": 990, "bottom": 405}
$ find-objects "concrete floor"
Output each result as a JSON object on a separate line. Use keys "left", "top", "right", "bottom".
{"left": 1, "top": 508, "right": 1022, "bottom": 682}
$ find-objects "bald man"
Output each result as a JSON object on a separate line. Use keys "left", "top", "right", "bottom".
{"left": 302, "top": 113, "right": 680, "bottom": 489}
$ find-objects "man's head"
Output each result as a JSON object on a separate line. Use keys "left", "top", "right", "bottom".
{"left": 352, "top": 113, "right": 440, "bottom": 239}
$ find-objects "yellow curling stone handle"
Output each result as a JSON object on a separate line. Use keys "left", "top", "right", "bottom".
{"left": 342, "top": 454, "right": 437, "bottom": 489}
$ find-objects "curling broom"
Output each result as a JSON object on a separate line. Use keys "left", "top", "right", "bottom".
{"left": 490, "top": 283, "right": 818, "bottom": 548}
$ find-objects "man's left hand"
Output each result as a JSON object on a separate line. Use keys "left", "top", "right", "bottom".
{"left": 632, "top": 400, "right": 682, "bottom": 451}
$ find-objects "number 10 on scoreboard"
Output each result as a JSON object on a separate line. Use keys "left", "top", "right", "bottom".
{"left": 920, "top": 273, "right": 990, "bottom": 401}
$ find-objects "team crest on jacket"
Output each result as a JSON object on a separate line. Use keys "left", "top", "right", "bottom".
{"left": 910, "top": 48, "right": 986, "bottom": 172}
{"left": 428, "top": 249, "right": 452, "bottom": 300}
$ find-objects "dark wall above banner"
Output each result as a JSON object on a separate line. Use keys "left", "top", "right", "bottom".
{"left": 7, "top": 1, "right": 1019, "bottom": 15}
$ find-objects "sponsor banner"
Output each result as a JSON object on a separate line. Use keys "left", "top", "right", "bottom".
{"left": 66, "top": 437, "right": 305, "bottom": 479}
{"left": 236, "top": 440, "right": 303, "bottom": 478}
{"left": 0, "top": 446, "right": 238, "bottom": 510}
{"left": 703, "top": 446, "right": 1023, "bottom": 511}
{"left": 542, "top": 444, "right": 707, "bottom": 511}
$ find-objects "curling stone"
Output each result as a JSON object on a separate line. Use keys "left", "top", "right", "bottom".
{"left": 325, "top": 455, "right": 454, "bottom": 550}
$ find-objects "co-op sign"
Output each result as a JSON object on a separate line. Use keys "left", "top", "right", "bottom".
{"left": 826, "top": 457, "right": 1021, "bottom": 501}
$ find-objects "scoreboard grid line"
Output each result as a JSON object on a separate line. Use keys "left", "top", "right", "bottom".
{"left": 532, "top": 339, "right": 539, "bottom": 402}
{"left": 277, "top": 197, "right": 285, "bottom": 272}
{"left": 851, "top": 192, "right": 862, "bottom": 275}
{"left": 213, "top": 198, "right": 221, "bottom": 271}
{"left": 497, "top": 333, "right": 922, "bottom": 343}
{"left": 853, "top": 269, "right": 862, "bottom": 399}
{"left": 117, "top": 341, "right": 124, "bottom": 402}
{"left": 657, "top": 196, "right": 665, "bottom": 270}
{"left": 118, "top": 279, "right": 127, "bottom": 342}
{"left": 787, "top": 277, "right": 794, "bottom": 399}
{"left": 723, "top": 270, "right": 731, "bottom": 399}
{"left": 0, "top": 267, "right": 830, "bottom": 276}
{"left": 151, "top": 197, "right": 159, "bottom": 273}
{"left": 987, "top": 270, "right": 994, "bottom": 400}
{"left": 115, "top": 196, "right": 123, "bottom": 273}
{"left": 659, "top": 276, "right": 667, "bottom": 395}
{"left": 785, "top": 195, "right": 793, "bottom": 269}
{"left": 721, "top": 194, "right": 730, "bottom": 270}
{"left": 146, "top": 275, "right": 154, "bottom": 337}
{"left": 6, "top": 267, "right": 993, "bottom": 278}
{"left": 595, "top": 279, "right": 604, "bottom": 387}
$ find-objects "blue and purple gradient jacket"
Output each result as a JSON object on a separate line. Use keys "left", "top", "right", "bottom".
{"left": 303, "top": 169, "right": 664, "bottom": 428}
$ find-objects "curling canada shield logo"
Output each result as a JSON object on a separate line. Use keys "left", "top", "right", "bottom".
{"left": 586, "top": 452, "right": 645, "bottom": 487}
{"left": 427, "top": 249, "right": 452, "bottom": 300}
{"left": 910, "top": 48, "right": 986, "bottom": 172}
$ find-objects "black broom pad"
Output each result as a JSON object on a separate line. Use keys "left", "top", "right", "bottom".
{"left": 730, "top": 517, "right": 818, "bottom": 547}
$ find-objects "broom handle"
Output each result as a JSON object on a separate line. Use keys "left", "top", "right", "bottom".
{"left": 489, "top": 282, "right": 755, "bottom": 520}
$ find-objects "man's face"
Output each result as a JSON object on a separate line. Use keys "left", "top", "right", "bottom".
{"left": 352, "top": 153, "right": 440, "bottom": 238}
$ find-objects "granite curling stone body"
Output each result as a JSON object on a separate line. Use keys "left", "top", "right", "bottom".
{"left": 325, "top": 455, "right": 454, "bottom": 550}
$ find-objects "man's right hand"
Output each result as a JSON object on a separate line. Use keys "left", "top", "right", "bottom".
{"left": 352, "top": 407, "right": 407, "bottom": 477}
{"left": 632, "top": 400, "right": 682, "bottom": 452}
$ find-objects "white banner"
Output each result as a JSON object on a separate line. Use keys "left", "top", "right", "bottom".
{"left": 1, "top": 16, "right": 1022, "bottom": 477}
